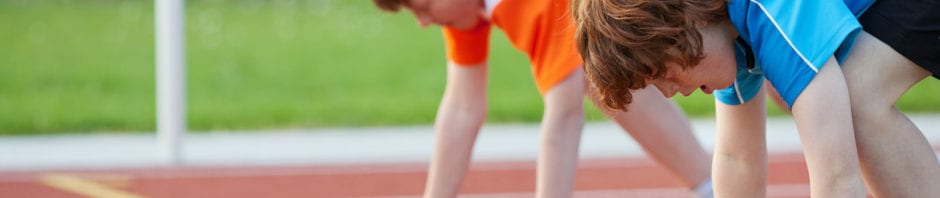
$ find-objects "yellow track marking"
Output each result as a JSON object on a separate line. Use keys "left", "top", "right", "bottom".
{"left": 40, "top": 173, "right": 144, "bottom": 198}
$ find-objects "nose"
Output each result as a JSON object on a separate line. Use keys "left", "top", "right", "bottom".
{"left": 679, "top": 87, "right": 697, "bottom": 96}
{"left": 415, "top": 14, "right": 433, "bottom": 27}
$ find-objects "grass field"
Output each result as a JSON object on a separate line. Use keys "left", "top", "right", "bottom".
{"left": 2, "top": 0, "right": 939, "bottom": 135}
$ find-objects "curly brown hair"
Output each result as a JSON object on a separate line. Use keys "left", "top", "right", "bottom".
{"left": 571, "top": 0, "right": 727, "bottom": 110}
{"left": 373, "top": 0, "right": 408, "bottom": 12}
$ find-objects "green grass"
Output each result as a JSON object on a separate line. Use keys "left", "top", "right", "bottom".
{"left": 2, "top": 0, "right": 939, "bottom": 135}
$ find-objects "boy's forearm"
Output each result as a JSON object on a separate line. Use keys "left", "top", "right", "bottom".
{"left": 714, "top": 89, "right": 767, "bottom": 197}
{"left": 791, "top": 58, "right": 865, "bottom": 197}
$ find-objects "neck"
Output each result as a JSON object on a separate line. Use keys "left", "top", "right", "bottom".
{"left": 482, "top": 0, "right": 500, "bottom": 16}
{"left": 717, "top": 20, "right": 739, "bottom": 40}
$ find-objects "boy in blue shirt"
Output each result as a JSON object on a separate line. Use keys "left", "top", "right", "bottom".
{"left": 572, "top": 0, "right": 939, "bottom": 197}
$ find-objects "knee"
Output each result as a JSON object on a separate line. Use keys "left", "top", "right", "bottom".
{"left": 849, "top": 98, "right": 895, "bottom": 121}
{"left": 543, "top": 103, "right": 585, "bottom": 126}
{"left": 716, "top": 149, "right": 765, "bottom": 166}
{"left": 540, "top": 101, "right": 585, "bottom": 140}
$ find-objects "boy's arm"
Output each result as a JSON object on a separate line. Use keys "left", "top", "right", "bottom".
{"left": 423, "top": 61, "right": 488, "bottom": 198}
{"left": 713, "top": 86, "right": 767, "bottom": 198}
{"left": 790, "top": 57, "right": 865, "bottom": 197}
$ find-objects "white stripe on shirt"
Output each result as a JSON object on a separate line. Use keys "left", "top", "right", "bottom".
{"left": 750, "top": 0, "right": 819, "bottom": 73}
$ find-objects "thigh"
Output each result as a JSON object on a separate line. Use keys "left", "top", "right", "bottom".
{"left": 858, "top": 0, "right": 940, "bottom": 78}
{"left": 543, "top": 66, "right": 585, "bottom": 115}
{"left": 842, "top": 31, "right": 931, "bottom": 107}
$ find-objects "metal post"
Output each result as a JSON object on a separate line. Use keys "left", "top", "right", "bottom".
{"left": 155, "top": 0, "right": 186, "bottom": 165}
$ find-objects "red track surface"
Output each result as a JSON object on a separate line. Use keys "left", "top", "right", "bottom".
{"left": 0, "top": 152, "right": 819, "bottom": 198}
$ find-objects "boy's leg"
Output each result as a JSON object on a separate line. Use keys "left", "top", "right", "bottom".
{"left": 842, "top": 31, "right": 940, "bottom": 197}
{"left": 537, "top": 67, "right": 586, "bottom": 198}
{"left": 587, "top": 80, "right": 712, "bottom": 191}
{"left": 423, "top": 62, "right": 489, "bottom": 198}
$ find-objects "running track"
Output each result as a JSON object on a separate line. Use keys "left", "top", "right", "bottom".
{"left": 3, "top": 115, "right": 939, "bottom": 198}
{"left": 0, "top": 152, "right": 826, "bottom": 198}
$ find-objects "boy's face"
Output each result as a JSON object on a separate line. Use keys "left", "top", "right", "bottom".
{"left": 404, "top": 0, "right": 482, "bottom": 30}
{"left": 651, "top": 25, "right": 737, "bottom": 98}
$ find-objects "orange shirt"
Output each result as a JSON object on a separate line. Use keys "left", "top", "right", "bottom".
{"left": 443, "top": 0, "right": 581, "bottom": 94}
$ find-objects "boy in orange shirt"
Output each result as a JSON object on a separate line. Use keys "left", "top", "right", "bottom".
{"left": 373, "top": 0, "right": 713, "bottom": 197}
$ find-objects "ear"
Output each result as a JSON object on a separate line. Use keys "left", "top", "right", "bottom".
{"left": 691, "top": 19, "right": 710, "bottom": 29}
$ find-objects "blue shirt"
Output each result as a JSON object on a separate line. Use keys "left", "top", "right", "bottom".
{"left": 715, "top": 0, "right": 876, "bottom": 109}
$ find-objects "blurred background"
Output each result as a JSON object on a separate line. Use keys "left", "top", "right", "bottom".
{"left": 3, "top": 1, "right": 940, "bottom": 197}
{"left": 2, "top": 0, "right": 939, "bottom": 135}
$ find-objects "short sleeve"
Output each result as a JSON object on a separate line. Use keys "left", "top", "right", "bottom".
{"left": 728, "top": 0, "right": 862, "bottom": 108}
{"left": 442, "top": 18, "right": 491, "bottom": 65}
